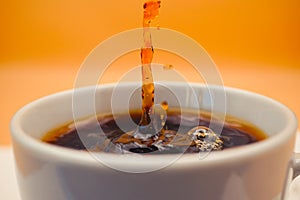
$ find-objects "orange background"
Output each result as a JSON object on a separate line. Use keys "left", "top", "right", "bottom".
{"left": 1, "top": 0, "right": 300, "bottom": 145}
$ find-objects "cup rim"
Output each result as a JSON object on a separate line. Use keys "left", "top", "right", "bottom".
{"left": 10, "top": 82, "right": 298, "bottom": 170}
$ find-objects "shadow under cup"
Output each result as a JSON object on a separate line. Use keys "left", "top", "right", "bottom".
{"left": 10, "top": 82, "right": 298, "bottom": 200}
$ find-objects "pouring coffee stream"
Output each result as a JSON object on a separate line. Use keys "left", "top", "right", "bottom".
{"left": 133, "top": 0, "right": 162, "bottom": 138}
{"left": 123, "top": 0, "right": 224, "bottom": 152}
{"left": 139, "top": 0, "right": 160, "bottom": 127}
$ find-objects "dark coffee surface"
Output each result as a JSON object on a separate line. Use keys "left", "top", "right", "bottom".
{"left": 42, "top": 110, "right": 267, "bottom": 154}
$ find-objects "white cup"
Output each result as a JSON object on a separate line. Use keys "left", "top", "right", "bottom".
{"left": 10, "top": 82, "right": 299, "bottom": 200}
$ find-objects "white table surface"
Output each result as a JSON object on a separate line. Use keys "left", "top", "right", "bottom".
{"left": 1, "top": 133, "right": 300, "bottom": 200}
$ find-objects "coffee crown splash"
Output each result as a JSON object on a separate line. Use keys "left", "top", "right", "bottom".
{"left": 114, "top": 1, "right": 223, "bottom": 153}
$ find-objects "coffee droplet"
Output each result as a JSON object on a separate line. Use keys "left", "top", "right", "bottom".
{"left": 163, "top": 64, "right": 174, "bottom": 70}
{"left": 160, "top": 101, "right": 168, "bottom": 111}
{"left": 187, "top": 126, "right": 223, "bottom": 151}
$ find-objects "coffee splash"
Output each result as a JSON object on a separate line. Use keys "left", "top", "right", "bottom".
{"left": 117, "top": 1, "right": 223, "bottom": 152}
{"left": 43, "top": 110, "right": 268, "bottom": 153}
